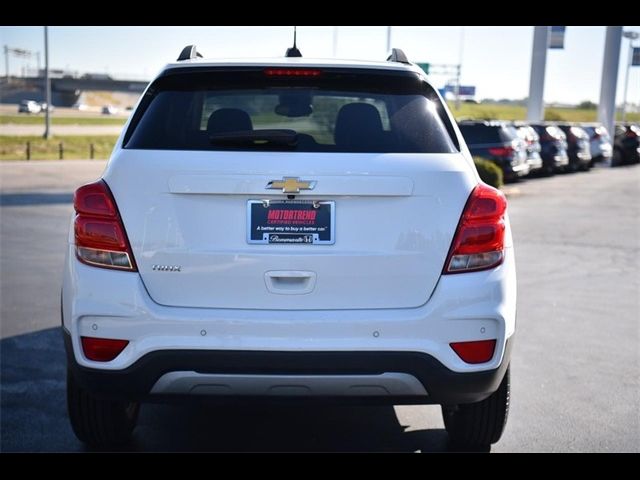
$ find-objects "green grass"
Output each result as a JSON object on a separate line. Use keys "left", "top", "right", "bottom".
{"left": 0, "top": 135, "right": 119, "bottom": 160}
{"left": 447, "top": 102, "right": 640, "bottom": 123}
{"left": 0, "top": 114, "right": 127, "bottom": 126}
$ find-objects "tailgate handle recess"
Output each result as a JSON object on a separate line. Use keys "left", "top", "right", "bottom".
{"left": 264, "top": 271, "right": 317, "bottom": 295}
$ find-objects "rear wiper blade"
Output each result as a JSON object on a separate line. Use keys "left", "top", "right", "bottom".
{"left": 209, "top": 129, "right": 298, "bottom": 147}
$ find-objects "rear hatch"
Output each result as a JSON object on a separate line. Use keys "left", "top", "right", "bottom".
{"left": 107, "top": 66, "right": 476, "bottom": 310}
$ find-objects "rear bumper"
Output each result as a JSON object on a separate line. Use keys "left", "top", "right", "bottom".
{"left": 508, "top": 161, "right": 530, "bottom": 177}
{"left": 526, "top": 154, "right": 543, "bottom": 171}
{"left": 64, "top": 329, "right": 513, "bottom": 405}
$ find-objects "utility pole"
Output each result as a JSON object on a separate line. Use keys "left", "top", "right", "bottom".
{"left": 527, "top": 26, "right": 549, "bottom": 122}
{"left": 43, "top": 26, "right": 51, "bottom": 140}
{"left": 455, "top": 27, "right": 465, "bottom": 110}
{"left": 621, "top": 31, "right": 639, "bottom": 122}
{"left": 332, "top": 27, "right": 338, "bottom": 57}
{"left": 4, "top": 45, "right": 9, "bottom": 80}
{"left": 597, "top": 27, "right": 623, "bottom": 148}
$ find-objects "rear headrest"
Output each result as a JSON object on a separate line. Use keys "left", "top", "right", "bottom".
{"left": 334, "top": 103, "right": 384, "bottom": 151}
{"left": 207, "top": 108, "right": 253, "bottom": 135}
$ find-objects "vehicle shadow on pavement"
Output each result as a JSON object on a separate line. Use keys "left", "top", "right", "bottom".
{"left": 0, "top": 328, "right": 450, "bottom": 453}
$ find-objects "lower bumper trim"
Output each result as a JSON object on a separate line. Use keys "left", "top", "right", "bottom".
{"left": 150, "top": 371, "right": 428, "bottom": 397}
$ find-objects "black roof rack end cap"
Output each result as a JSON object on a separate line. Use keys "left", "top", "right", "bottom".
{"left": 177, "top": 45, "right": 203, "bottom": 61}
{"left": 386, "top": 48, "right": 410, "bottom": 64}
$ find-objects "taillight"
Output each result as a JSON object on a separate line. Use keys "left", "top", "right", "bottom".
{"left": 626, "top": 129, "right": 638, "bottom": 138}
{"left": 74, "top": 180, "right": 137, "bottom": 271}
{"left": 487, "top": 146, "right": 514, "bottom": 157}
{"left": 264, "top": 68, "right": 322, "bottom": 77}
{"left": 450, "top": 339, "right": 497, "bottom": 364}
{"left": 81, "top": 336, "right": 129, "bottom": 362}
{"left": 443, "top": 184, "right": 507, "bottom": 274}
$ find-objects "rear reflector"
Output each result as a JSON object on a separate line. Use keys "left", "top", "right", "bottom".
{"left": 264, "top": 68, "right": 322, "bottom": 77}
{"left": 81, "top": 336, "right": 129, "bottom": 362}
{"left": 450, "top": 339, "right": 497, "bottom": 364}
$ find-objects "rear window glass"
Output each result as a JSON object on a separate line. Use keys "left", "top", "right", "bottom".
{"left": 545, "top": 126, "right": 565, "bottom": 139}
{"left": 458, "top": 124, "right": 502, "bottom": 144}
{"left": 500, "top": 125, "right": 520, "bottom": 142}
{"left": 124, "top": 69, "right": 457, "bottom": 154}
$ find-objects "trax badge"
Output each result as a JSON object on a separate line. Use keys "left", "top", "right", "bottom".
{"left": 266, "top": 177, "right": 316, "bottom": 194}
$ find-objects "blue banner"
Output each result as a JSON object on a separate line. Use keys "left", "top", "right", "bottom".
{"left": 549, "top": 26, "right": 566, "bottom": 49}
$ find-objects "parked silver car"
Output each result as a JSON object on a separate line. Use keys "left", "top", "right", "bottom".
{"left": 581, "top": 124, "right": 612, "bottom": 166}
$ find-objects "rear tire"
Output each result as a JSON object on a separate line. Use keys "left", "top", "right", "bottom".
{"left": 67, "top": 369, "right": 139, "bottom": 448}
{"left": 442, "top": 366, "right": 510, "bottom": 452}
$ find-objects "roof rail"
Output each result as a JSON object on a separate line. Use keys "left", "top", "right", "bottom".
{"left": 386, "top": 48, "right": 410, "bottom": 64}
{"left": 177, "top": 45, "right": 203, "bottom": 61}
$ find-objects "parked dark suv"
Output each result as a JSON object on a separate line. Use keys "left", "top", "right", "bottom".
{"left": 529, "top": 124, "right": 569, "bottom": 175}
{"left": 458, "top": 120, "right": 530, "bottom": 181}
{"left": 556, "top": 124, "right": 592, "bottom": 171}
{"left": 613, "top": 124, "right": 640, "bottom": 166}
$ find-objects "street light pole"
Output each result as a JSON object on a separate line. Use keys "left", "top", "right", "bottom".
{"left": 4, "top": 45, "right": 9, "bottom": 80}
{"left": 455, "top": 27, "right": 465, "bottom": 110}
{"left": 43, "top": 26, "right": 51, "bottom": 140}
{"left": 621, "top": 31, "right": 639, "bottom": 123}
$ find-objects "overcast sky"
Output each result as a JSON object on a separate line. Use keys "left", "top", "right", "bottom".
{"left": 2, "top": 26, "right": 639, "bottom": 105}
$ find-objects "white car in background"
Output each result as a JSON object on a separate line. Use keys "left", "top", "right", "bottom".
{"left": 62, "top": 46, "right": 517, "bottom": 451}
{"left": 18, "top": 100, "right": 42, "bottom": 114}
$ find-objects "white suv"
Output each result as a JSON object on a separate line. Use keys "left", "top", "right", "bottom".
{"left": 62, "top": 46, "right": 516, "bottom": 451}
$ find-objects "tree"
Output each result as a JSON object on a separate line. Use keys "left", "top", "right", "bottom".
{"left": 578, "top": 100, "right": 597, "bottom": 110}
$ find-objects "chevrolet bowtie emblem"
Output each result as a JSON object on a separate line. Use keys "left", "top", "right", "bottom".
{"left": 266, "top": 177, "right": 316, "bottom": 194}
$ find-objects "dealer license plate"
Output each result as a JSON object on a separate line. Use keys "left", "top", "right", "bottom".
{"left": 247, "top": 200, "right": 335, "bottom": 245}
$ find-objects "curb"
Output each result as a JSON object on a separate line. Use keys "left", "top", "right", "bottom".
{"left": 500, "top": 186, "right": 521, "bottom": 198}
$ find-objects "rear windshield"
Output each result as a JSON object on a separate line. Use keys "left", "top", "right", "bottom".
{"left": 124, "top": 68, "right": 457, "bottom": 154}
{"left": 458, "top": 124, "right": 507, "bottom": 145}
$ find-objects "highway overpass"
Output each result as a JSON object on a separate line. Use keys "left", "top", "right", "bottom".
{"left": 0, "top": 76, "right": 149, "bottom": 107}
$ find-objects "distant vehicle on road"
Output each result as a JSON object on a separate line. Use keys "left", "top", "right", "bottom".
{"left": 39, "top": 102, "right": 54, "bottom": 113}
{"left": 581, "top": 124, "right": 612, "bottom": 166}
{"left": 529, "top": 124, "right": 569, "bottom": 175}
{"left": 458, "top": 120, "right": 530, "bottom": 181}
{"left": 101, "top": 105, "right": 118, "bottom": 115}
{"left": 18, "top": 100, "right": 42, "bottom": 114}
{"left": 613, "top": 124, "right": 640, "bottom": 166}
{"left": 556, "top": 124, "right": 592, "bottom": 171}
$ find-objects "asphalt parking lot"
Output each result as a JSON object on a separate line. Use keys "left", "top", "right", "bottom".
{"left": 1, "top": 160, "right": 638, "bottom": 452}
